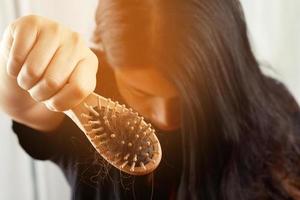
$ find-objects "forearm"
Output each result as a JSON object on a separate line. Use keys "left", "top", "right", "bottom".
{"left": 12, "top": 103, "right": 66, "bottom": 133}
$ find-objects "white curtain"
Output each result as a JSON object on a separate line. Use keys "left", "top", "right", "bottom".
{"left": 241, "top": 0, "right": 300, "bottom": 102}
{"left": 0, "top": 0, "right": 299, "bottom": 199}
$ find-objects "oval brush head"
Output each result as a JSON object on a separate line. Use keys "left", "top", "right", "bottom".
{"left": 64, "top": 92, "right": 162, "bottom": 175}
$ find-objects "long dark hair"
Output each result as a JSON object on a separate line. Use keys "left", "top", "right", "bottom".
{"left": 93, "top": 0, "right": 300, "bottom": 199}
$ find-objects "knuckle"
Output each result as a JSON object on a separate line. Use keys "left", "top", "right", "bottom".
{"left": 10, "top": 15, "right": 40, "bottom": 33}
{"left": 7, "top": 68, "right": 17, "bottom": 78}
{"left": 22, "top": 15, "right": 41, "bottom": 26}
{"left": 73, "top": 82, "right": 91, "bottom": 100}
{"left": 17, "top": 68, "right": 40, "bottom": 90}
{"left": 70, "top": 32, "right": 83, "bottom": 47}
{"left": 18, "top": 15, "right": 50, "bottom": 35}
{"left": 43, "top": 76, "right": 61, "bottom": 90}
{"left": 23, "top": 65, "right": 41, "bottom": 81}
{"left": 10, "top": 53, "right": 23, "bottom": 65}
{"left": 7, "top": 55, "right": 23, "bottom": 76}
{"left": 48, "top": 23, "right": 61, "bottom": 35}
{"left": 17, "top": 74, "right": 32, "bottom": 91}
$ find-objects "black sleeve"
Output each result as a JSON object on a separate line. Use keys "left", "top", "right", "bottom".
{"left": 11, "top": 116, "right": 81, "bottom": 161}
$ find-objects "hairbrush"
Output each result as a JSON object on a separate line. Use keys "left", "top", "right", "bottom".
{"left": 64, "top": 92, "right": 162, "bottom": 175}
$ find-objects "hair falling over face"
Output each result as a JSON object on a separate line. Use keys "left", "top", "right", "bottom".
{"left": 91, "top": 0, "right": 300, "bottom": 199}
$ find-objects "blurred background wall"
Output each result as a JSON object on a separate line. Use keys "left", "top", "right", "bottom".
{"left": 0, "top": 1, "right": 98, "bottom": 199}
{"left": 0, "top": 0, "right": 299, "bottom": 199}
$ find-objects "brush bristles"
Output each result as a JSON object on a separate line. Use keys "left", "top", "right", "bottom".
{"left": 80, "top": 96, "right": 160, "bottom": 174}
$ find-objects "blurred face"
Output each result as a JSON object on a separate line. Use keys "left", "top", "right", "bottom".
{"left": 112, "top": 66, "right": 180, "bottom": 132}
{"left": 96, "top": 1, "right": 181, "bottom": 131}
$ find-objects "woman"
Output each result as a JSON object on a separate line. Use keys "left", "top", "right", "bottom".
{"left": 0, "top": 0, "right": 300, "bottom": 199}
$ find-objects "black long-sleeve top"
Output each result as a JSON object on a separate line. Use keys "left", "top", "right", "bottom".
{"left": 12, "top": 115, "right": 182, "bottom": 200}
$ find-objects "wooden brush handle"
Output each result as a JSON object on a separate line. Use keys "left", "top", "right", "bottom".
{"left": 64, "top": 92, "right": 105, "bottom": 133}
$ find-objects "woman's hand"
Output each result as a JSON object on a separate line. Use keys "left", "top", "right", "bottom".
{"left": 2, "top": 15, "right": 98, "bottom": 112}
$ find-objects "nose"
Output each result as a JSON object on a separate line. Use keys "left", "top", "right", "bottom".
{"left": 149, "top": 97, "right": 180, "bottom": 131}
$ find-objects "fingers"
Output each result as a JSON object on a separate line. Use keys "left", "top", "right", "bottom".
{"left": 6, "top": 21, "right": 39, "bottom": 77}
{"left": 43, "top": 55, "right": 98, "bottom": 112}
{"left": 1, "top": 15, "right": 100, "bottom": 113}
{"left": 27, "top": 42, "right": 81, "bottom": 101}
{"left": 27, "top": 32, "right": 86, "bottom": 101}
{"left": 16, "top": 27, "right": 61, "bottom": 90}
